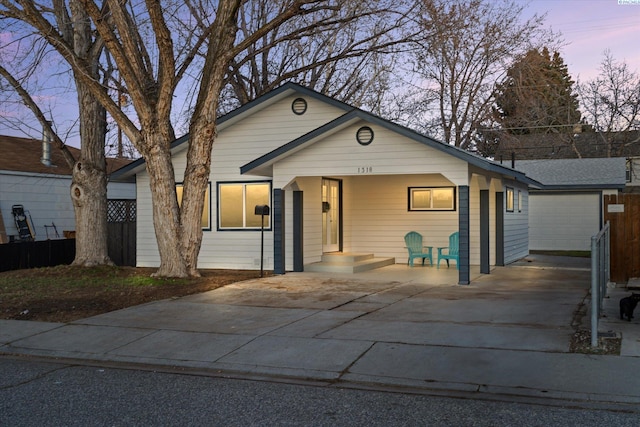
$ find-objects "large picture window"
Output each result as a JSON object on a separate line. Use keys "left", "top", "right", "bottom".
{"left": 176, "top": 182, "right": 211, "bottom": 230}
{"left": 408, "top": 187, "right": 456, "bottom": 211}
{"left": 218, "top": 181, "right": 271, "bottom": 230}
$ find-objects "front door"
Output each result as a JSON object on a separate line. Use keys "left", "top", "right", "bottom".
{"left": 322, "top": 178, "right": 341, "bottom": 253}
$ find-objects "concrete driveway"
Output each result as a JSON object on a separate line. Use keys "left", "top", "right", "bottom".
{"left": 4, "top": 254, "right": 640, "bottom": 407}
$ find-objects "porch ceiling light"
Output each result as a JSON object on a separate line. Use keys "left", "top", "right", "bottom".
{"left": 291, "top": 97, "right": 307, "bottom": 115}
{"left": 356, "top": 126, "right": 374, "bottom": 145}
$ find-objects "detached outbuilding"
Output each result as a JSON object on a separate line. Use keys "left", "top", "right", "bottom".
{"left": 513, "top": 158, "right": 625, "bottom": 252}
{"left": 113, "top": 83, "right": 537, "bottom": 284}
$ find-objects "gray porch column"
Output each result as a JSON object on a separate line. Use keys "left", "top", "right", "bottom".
{"left": 458, "top": 185, "right": 470, "bottom": 285}
{"left": 293, "top": 191, "right": 303, "bottom": 272}
{"left": 495, "top": 192, "right": 504, "bottom": 266}
{"left": 273, "top": 188, "right": 285, "bottom": 275}
{"left": 480, "top": 189, "right": 490, "bottom": 274}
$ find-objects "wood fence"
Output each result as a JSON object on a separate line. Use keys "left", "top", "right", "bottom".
{"left": 0, "top": 239, "right": 75, "bottom": 272}
{"left": 604, "top": 193, "right": 640, "bottom": 284}
{"left": 0, "top": 199, "right": 136, "bottom": 272}
{"left": 107, "top": 199, "right": 136, "bottom": 267}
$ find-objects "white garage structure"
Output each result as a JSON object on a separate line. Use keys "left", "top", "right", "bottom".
{"left": 514, "top": 158, "right": 625, "bottom": 251}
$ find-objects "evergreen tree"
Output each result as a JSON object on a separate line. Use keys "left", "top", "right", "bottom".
{"left": 493, "top": 48, "right": 582, "bottom": 134}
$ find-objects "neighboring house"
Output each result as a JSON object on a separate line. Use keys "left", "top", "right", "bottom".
{"left": 0, "top": 135, "right": 134, "bottom": 243}
{"left": 512, "top": 158, "right": 626, "bottom": 251}
{"left": 113, "top": 83, "right": 538, "bottom": 285}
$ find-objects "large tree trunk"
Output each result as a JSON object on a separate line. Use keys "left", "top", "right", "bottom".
{"left": 180, "top": 123, "right": 214, "bottom": 276}
{"left": 180, "top": 0, "right": 242, "bottom": 276}
{"left": 143, "top": 134, "right": 189, "bottom": 278}
{"left": 68, "top": 1, "right": 112, "bottom": 266}
{"left": 70, "top": 86, "right": 112, "bottom": 266}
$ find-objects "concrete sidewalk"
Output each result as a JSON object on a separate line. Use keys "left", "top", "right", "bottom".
{"left": 2, "top": 256, "right": 640, "bottom": 410}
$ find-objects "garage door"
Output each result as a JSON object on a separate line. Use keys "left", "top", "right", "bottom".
{"left": 529, "top": 193, "right": 600, "bottom": 251}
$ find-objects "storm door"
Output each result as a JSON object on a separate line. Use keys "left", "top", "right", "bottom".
{"left": 322, "top": 178, "right": 341, "bottom": 253}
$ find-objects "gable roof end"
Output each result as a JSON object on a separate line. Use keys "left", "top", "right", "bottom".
{"left": 240, "top": 107, "right": 540, "bottom": 187}
{"left": 110, "top": 82, "right": 353, "bottom": 181}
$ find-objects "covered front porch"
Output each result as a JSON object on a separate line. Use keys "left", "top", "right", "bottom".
{"left": 239, "top": 106, "right": 534, "bottom": 284}
{"left": 270, "top": 171, "right": 511, "bottom": 285}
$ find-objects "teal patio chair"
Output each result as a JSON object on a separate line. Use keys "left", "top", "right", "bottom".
{"left": 437, "top": 231, "right": 459, "bottom": 269}
{"left": 404, "top": 231, "right": 433, "bottom": 267}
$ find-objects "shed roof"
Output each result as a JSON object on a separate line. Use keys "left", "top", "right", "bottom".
{"left": 512, "top": 158, "right": 626, "bottom": 190}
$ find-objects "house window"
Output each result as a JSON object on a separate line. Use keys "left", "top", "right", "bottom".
{"left": 506, "top": 187, "right": 514, "bottom": 212}
{"left": 408, "top": 187, "right": 456, "bottom": 211}
{"left": 218, "top": 181, "right": 271, "bottom": 230}
{"left": 176, "top": 182, "right": 211, "bottom": 230}
{"left": 626, "top": 159, "right": 632, "bottom": 183}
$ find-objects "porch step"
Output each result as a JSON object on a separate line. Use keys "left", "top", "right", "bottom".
{"left": 305, "top": 253, "right": 395, "bottom": 273}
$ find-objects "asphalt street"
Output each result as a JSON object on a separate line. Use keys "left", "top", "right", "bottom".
{"left": 1, "top": 357, "right": 639, "bottom": 427}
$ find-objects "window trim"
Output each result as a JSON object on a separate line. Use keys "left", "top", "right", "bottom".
{"left": 408, "top": 186, "right": 456, "bottom": 211}
{"left": 176, "top": 182, "right": 212, "bottom": 231}
{"left": 216, "top": 180, "right": 272, "bottom": 231}
{"left": 506, "top": 187, "right": 514, "bottom": 212}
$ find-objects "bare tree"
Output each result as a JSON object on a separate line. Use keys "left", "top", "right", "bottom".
{"left": 0, "top": 2, "right": 112, "bottom": 266}
{"left": 409, "top": 0, "right": 552, "bottom": 149}
{"left": 216, "top": 0, "right": 415, "bottom": 114}
{"left": 2, "top": 0, "right": 378, "bottom": 277}
{"left": 577, "top": 51, "right": 640, "bottom": 157}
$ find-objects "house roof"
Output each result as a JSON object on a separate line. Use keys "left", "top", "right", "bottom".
{"left": 112, "top": 82, "right": 538, "bottom": 187}
{"left": 239, "top": 107, "right": 538, "bottom": 186}
{"left": 0, "top": 134, "right": 132, "bottom": 176}
{"left": 111, "top": 83, "right": 353, "bottom": 181}
{"left": 512, "top": 158, "right": 626, "bottom": 190}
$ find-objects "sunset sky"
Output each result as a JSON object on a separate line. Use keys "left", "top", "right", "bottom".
{"left": 1, "top": 1, "right": 639, "bottom": 145}
{"left": 524, "top": 0, "right": 640, "bottom": 80}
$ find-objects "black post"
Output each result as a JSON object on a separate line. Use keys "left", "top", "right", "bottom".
{"left": 254, "top": 205, "right": 270, "bottom": 277}
{"left": 260, "top": 211, "right": 265, "bottom": 277}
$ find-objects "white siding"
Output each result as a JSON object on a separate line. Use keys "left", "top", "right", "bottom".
{"left": 133, "top": 90, "right": 530, "bottom": 271}
{"left": 107, "top": 182, "right": 136, "bottom": 199}
{"left": 504, "top": 183, "right": 529, "bottom": 264}
{"left": 469, "top": 178, "right": 498, "bottom": 266}
{"left": 0, "top": 171, "right": 75, "bottom": 240}
{"left": 135, "top": 94, "right": 346, "bottom": 269}
{"left": 273, "top": 123, "right": 469, "bottom": 187}
{"left": 529, "top": 193, "right": 600, "bottom": 251}
{"left": 134, "top": 173, "right": 160, "bottom": 267}
{"left": 346, "top": 175, "right": 459, "bottom": 263}
{"left": 281, "top": 175, "right": 460, "bottom": 267}
{"left": 0, "top": 171, "right": 133, "bottom": 241}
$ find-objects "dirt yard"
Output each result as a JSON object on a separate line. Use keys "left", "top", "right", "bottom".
{"left": 0, "top": 266, "right": 265, "bottom": 323}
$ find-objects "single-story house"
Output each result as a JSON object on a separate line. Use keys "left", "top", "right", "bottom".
{"left": 0, "top": 135, "right": 135, "bottom": 243}
{"left": 512, "top": 158, "right": 626, "bottom": 251}
{"left": 112, "top": 83, "right": 540, "bottom": 284}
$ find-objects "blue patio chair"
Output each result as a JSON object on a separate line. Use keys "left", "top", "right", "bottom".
{"left": 437, "top": 231, "right": 459, "bottom": 269}
{"left": 404, "top": 231, "right": 433, "bottom": 267}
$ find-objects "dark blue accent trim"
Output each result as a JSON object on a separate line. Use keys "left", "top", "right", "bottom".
{"left": 480, "top": 190, "right": 490, "bottom": 274}
{"left": 495, "top": 192, "right": 505, "bottom": 266}
{"left": 293, "top": 191, "right": 303, "bottom": 272}
{"left": 215, "top": 180, "right": 272, "bottom": 231}
{"left": 458, "top": 186, "right": 470, "bottom": 285}
{"left": 273, "top": 189, "right": 285, "bottom": 274}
